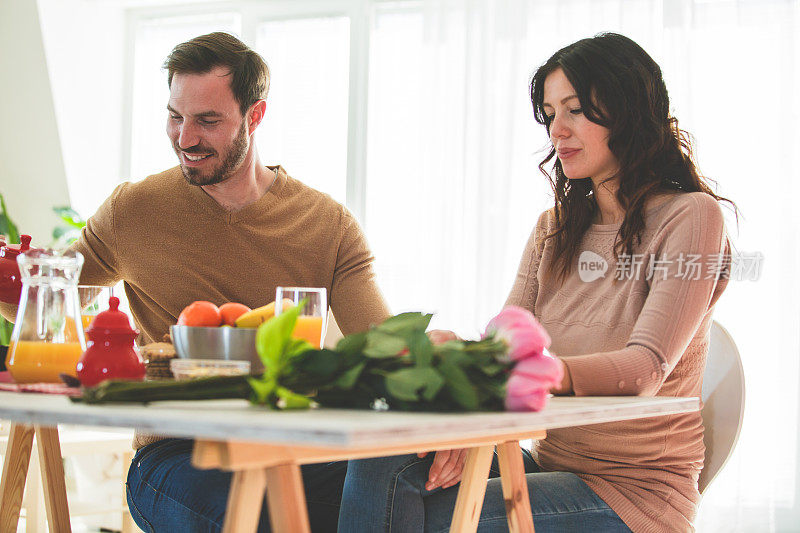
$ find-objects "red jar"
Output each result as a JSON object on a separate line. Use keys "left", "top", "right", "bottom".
{"left": 0, "top": 235, "right": 32, "bottom": 304}
{"left": 76, "top": 296, "right": 145, "bottom": 387}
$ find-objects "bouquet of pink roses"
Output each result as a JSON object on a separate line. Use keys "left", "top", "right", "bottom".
{"left": 77, "top": 306, "right": 563, "bottom": 413}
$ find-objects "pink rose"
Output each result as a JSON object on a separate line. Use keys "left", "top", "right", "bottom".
{"left": 505, "top": 349, "right": 564, "bottom": 412}
{"left": 505, "top": 381, "right": 550, "bottom": 411}
{"left": 484, "top": 306, "right": 551, "bottom": 362}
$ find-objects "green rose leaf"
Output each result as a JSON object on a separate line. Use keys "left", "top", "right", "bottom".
{"left": 438, "top": 361, "right": 479, "bottom": 410}
{"left": 247, "top": 376, "right": 275, "bottom": 404}
{"left": 275, "top": 386, "right": 314, "bottom": 409}
{"left": 255, "top": 302, "right": 303, "bottom": 371}
{"left": 332, "top": 361, "right": 366, "bottom": 390}
{"left": 297, "top": 349, "right": 340, "bottom": 377}
{"left": 386, "top": 367, "right": 444, "bottom": 402}
{"left": 375, "top": 312, "right": 432, "bottom": 336}
{"left": 408, "top": 329, "right": 433, "bottom": 368}
{"left": 285, "top": 337, "right": 313, "bottom": 359}
{"left": 336, "top": 331, "right": 367, "bottom": 356}
{"left": 363, "top": 330, "right": 407, "bottom": 358}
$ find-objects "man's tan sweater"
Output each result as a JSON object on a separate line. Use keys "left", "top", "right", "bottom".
{"left": 69, "top": 165, "right": 391, "bottom": 449}
{"left": 506, "top": 192, "right": 729, "bottom": 532}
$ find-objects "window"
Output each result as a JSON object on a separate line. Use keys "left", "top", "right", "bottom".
{"left": 129, "top": 13, "right": 241, "bottom": 181}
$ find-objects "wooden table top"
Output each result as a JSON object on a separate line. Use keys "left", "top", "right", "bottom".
{"left": 0, "top": 392, "right": 699, "bottom": 447}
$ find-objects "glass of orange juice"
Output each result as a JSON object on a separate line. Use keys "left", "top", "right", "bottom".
{"left": 274, "top": 287, "right": 327, "bottom": 348}
{"left": 78, "top": 285, "right": 113, "bottom": 331}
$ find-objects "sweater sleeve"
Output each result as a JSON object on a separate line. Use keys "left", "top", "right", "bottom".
{"left": 0, "top": 185, "right": 126, "bottom": 322}
{"left": 505, "top": 209, "right": 551, "bottom": 312}
{"left": 69, "top": 183, "right": 127, "bottom": 287}
{"left": 329, "top": 209, "right": 391, "bottom": 335}
{"left": 564, "top": 194, "right": 729, "bottom": 396}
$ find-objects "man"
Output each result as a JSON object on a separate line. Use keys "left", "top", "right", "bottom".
{"left": 70, "top": 32, "right": 390, "bottom": 531}
{"left": 0, "top": 31, "right": 468, "bottom": 531}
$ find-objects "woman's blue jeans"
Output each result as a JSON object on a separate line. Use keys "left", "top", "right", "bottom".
{"left": 126, "top": 438, "right": 346, "bottom": 532}
{"left": 337, "top": 449, "right": 631, "bottom": 533}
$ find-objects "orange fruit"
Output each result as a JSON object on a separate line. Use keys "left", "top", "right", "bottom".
{"left": 177, "top": 301, "right": 222, "bottom": 327}
{"left": 219, "top": 302, "right": 252, "bottom": 327}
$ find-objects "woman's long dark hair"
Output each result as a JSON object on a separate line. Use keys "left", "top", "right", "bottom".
{"left": 530, "top": 32, "right": 734, "bottom": 280}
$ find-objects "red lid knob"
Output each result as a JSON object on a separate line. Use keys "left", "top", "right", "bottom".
{"left": 0, "top": 234, "right": 32, "bottom": 259}
{"left": 86, "top": 296, "right": 138, "bottom": 335}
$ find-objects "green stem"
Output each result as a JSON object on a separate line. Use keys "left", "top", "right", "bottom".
{"left": 74, "top": 374, "right": 253, "bottom": 404}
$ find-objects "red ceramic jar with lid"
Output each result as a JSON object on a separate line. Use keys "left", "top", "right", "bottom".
{"left": 76, "top": 296, "right": 146, "bottom": 387}
{"left": 0, "top": 235, "right": 33, "bottom": 304}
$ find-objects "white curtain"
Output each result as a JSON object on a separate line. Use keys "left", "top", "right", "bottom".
{"left": 364, "top": 1, "right": 800, "bottom": 530}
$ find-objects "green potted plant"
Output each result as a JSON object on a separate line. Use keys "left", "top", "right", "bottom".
{"left": 51, "top": 206, "right": 86, "bottom": 248}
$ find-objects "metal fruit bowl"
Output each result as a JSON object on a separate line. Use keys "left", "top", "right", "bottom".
{"left": 170, "top": 325, "right": 262, "bottom": 373}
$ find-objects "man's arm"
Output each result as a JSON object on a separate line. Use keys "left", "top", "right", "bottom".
{"left": 329, "top": 209, "right": 391, "bottom": 335}
{"left": 69, "top": 183, "right": 128, "bottom": 288}
{"left": 0, "top": 185, "right": 127, "bottom": 325}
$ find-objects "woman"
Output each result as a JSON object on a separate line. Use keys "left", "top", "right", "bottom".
{"left": 338, "top": 33, "right": 733, "bottom": 532}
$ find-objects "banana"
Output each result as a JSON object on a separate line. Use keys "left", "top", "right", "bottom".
{"left": 234, "top": 299, "right": 295, "bottom": 328}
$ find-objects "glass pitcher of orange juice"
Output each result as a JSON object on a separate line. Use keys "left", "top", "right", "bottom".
{"left": 6, "top": 249, "right": 86, "bottom": 383}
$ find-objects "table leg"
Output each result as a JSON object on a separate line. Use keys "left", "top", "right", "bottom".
{"left": 34, "top": 426, "right": 71, "bottom": 533}
{"left": 497, "top": 441, "right": 534, "bottom": 533}
{"left": 264, "top": 464, "right": 310, "bottom": 533}
{"left": 0, "top": 423, "right": 34, "bottom": 533}
{"left": 449, "top": 445, "right": 494, "bottom": 533}
{"left": 222, "top": 468, "right": 268, "bottom": 533}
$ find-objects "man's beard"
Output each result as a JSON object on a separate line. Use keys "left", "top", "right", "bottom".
{"left": 179, "top": 121, "right": 249, "bottom": 186}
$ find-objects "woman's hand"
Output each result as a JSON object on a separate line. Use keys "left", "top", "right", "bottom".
{"left": 551, "top": 359, "right": 573, "bottom": 395}
{"left": 418, "top": 331, "right": 466, "bottom": 489}
{"left": 427, "top": 329, "right": 459, "bottom": 344}
{"left": 418, "top": 448, "right": 469, "bottom": 490}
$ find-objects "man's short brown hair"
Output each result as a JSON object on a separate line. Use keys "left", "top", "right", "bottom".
{"left": 164, "top": 32, "right": 270, "bottom": 115}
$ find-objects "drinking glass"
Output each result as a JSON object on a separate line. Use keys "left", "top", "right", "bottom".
{"left": 78, "top": 285, "right": 113, "bottom": 331}
{"left": 274, "top": 287, "right": 327, "bottom": 348}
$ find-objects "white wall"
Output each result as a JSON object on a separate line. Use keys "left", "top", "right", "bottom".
{"left": 37, "top": 0, "right": 128, "bottom": 219}
{"left": 0, "top": 0, "right": 71, "bottom": 244}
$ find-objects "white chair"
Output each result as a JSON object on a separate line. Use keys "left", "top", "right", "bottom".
{"left": 698, "top": 320, "right": 745, "bottom": 494}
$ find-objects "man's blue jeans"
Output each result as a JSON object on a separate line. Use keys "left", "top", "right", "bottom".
{"left": 337, "top": 449, "right": 632, "bottom": 533}
{"left": 126, "top": 438, "right": 345, "bottom": 532}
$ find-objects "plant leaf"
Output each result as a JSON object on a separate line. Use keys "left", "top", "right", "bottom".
{"left": 0, "top": 193, "right": 19, "bottom": 244}
{"left": 408, "top": 329, "right": 433, "bottom": 367}
{"left": 0, "top": 318, "right": 13, "bottom": 346}
{"left": 336, "top": 331, "right": 367, "bottom": 356}
{"left": 284, "top": 337, "right": 313, "bottom": 359}
{"left": 275, "top": 386, "right": 314, "bottom": 409}
{"left": 332, "top": 361, "right": 366, "bottom": 390}
{"left": 52, "top": 206, "right": 86, "bottom": 228}
{"left": 363, "top": 330, "right": 407, "bottom": 358}
{"left": 255, "top": 304, "right": 302, "bottom": 372}
{"left": 386, "top": 367, "right": 444, "bottom": 402}
{"left": 247, "top": 376, "right": 275, "bottom": 404}
{"left": 295, "top": 349, "right": 340, "bottom": 377}
{"left": 438, "top": 362, "right": 479, "bottom": 410}
{"left": 375, "top": 312, "right": 432, "bottom": 336}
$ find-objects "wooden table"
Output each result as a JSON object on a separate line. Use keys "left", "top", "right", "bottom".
{"left": 0, "top": 393, "right": 699, "bottom": 532}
